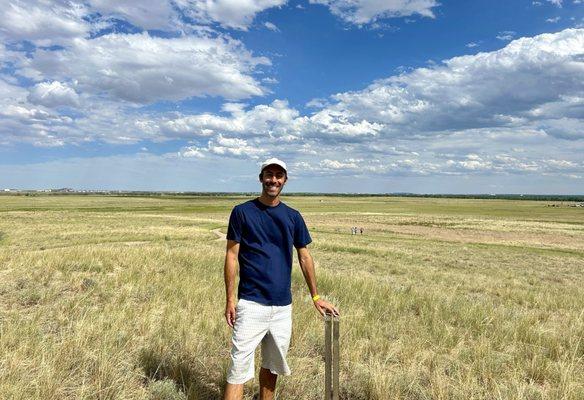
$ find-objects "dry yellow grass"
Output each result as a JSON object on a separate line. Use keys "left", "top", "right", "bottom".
{"left": 0, "top": 195, "right": 583, "bottom": 399}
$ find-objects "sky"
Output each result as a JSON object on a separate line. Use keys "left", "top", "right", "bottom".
{"left": 0, "top": 0, "right": 583, "bottom": 194}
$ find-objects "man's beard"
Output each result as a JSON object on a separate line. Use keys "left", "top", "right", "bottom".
{"left": 262, "top": 182, "right": 283, "bottom": 198}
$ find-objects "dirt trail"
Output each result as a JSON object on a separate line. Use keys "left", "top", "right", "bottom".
{"left": 211, "top": 228, "right": 226, "bottom": 241}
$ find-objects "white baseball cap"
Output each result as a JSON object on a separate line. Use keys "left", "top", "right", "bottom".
{"left": 260, "top": 157, "right": 287, "bottom": 174}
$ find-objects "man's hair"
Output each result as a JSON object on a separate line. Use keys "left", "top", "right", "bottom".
{"left": 259, "top": 167, "right": 287, "bottom": 181}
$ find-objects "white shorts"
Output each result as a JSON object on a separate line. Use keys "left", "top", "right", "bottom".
{"left": 226, "top": 298, "right": 293, "bottom": 384}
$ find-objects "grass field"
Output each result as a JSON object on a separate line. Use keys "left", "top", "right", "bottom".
{"left": 1, "top": 195, "right": 583, "bottom": 399}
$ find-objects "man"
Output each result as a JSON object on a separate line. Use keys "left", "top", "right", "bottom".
{"left": 223, "top": 157, "right": 339, "bottom": 400}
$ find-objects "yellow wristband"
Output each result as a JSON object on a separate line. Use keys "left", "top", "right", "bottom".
{"left": 312, "top": 295, "right": 320, "bottom": 302}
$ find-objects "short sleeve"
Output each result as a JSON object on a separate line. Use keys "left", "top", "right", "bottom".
{"left": 293, "top": 211, "right": 312, "bottom": 248}
{"left": 226, "top": 207, "right": 242, "bottom": 242}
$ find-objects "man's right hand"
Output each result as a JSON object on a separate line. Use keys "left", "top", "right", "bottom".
{"left": 225, "top": 301, "right": 236, "bottom": 328}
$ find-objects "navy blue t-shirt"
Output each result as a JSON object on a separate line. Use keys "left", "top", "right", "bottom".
{"left": 227, "top": 199, "right": 312, "bottom": 306}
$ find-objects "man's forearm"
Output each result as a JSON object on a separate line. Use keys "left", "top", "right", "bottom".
{"left": 298, "top": 251, "right": 318, "bottom": 297}
{"left": 224, "top": 254, "right": 238, "bottom": 303}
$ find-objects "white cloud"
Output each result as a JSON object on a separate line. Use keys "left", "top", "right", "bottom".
{"left": 306, "top": 98, "right": 330, "bottom": 108}
{"left": 262, "top": 77, "right": 279, "bottom": 84}
{"left": 442, "top": 153, "right": 584, "bottom": 175}
{"left": 294, "top": 157, "right": 441, "bottom": 177}
{"left": 180, "top": 147, "right": 206, "bottom": 158}
{"left": 306, "top": 108, "right": 384, "bottom": 138}
{"left": 28, "top": 81, "right": 80, "bottom": 108}
{"left": 156, "top": 97, "right": 385, "bottom": 142}
{"left": 0, "top": 1, "right": 279, "bottom": 146}
{"left": 21, "top": 33, "right": 270, "bottom": 103}
{"left": 313, "top": 29, "right": 584, "bottom": 141}
{"left": 546, "top": 16, "right": 561, "bottom": 23}
{"left": 2, "top": 104, "right": 60, "bottom": 122}
{"left": 0, "top": 75, "right": 163, "bottom": 146}
{"left": 0, "top": 0, "right": 443, "bottom": 40}
{"left": 181, "top": 134, "right": 268, "bottom": 159}
{"left": 264, "top": 22, "right": 280, "bottom": 31}
{"left": 545, "top": 159, "right": 578, "bottom": 169}
{"left": 88, "top": 0, "right": 179, "bottom": 30}
{"left": 0, "top": 0, "right": 291, "bottom": 44}
{"left": 496, "top": 31, "right": 516, "bottom": 41}
{"left": 158, "top": 100, "right": 301, "bottom": 138}
{"left": 537, "top": 117, "right": 584, "bottom": 140}
{"left": 309, "top": 0, "right": 439, "bottom": 25}
{"left": 110, "top": 0, "right": 289, "bottom": 30}
{"left": 320, "top": 159, "right": 360, "bottom": 170}
{"left": 292, "top": 148, "right": 584, "bottom": 178}
{"left": 0, "top": 104, "right": 74, "bottom": 147}
{"left": 0, "top": 78, "right": 79, "bottom": 147}
{"left": 161, "top": 112, "right": 244, "bottom": 137}
{"left": 466, "top": 42, "right": 479, "bottom": 48}
{"left": 0, "top": 76, "right": 28, "bottom": 103}
{"left": 0, "top": 1, "right": 89, "bottom": 46}
{"left": 182, "top": 0, "right": 287, "bottom": 30}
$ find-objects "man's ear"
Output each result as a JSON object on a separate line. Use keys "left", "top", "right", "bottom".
{"left": 259, "top": 173, "right": 263, "bottom": 182}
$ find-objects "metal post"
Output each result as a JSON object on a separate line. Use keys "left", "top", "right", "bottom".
{"left": 324, "top": 313, "right": 339, "bottom": 400}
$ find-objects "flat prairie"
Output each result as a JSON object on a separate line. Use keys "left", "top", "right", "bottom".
{"left": 0, "top": 195, "right": 583, "bottom": 399}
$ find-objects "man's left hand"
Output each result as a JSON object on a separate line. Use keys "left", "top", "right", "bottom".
{"left": 314, "top": 298, "right": 339, "bottom": 317}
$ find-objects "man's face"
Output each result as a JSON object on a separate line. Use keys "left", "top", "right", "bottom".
{"left": 260, "top": 165, "right": 287, "bottom": 198}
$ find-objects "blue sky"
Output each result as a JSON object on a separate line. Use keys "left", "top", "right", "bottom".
{"left": 1, "top": 0, "right": 583, "bottom": 193}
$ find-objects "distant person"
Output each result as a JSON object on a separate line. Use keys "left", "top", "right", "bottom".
{"left": 360, "top": 227, "right": 363, "bottom": 235}
{"left": 223, "top": 158, "right": 339, "bottom": 400}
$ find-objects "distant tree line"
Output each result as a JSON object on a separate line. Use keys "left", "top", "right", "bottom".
{"left": 1, "top": 191, "right": 583, "bottom": 202}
